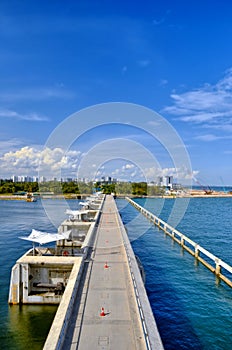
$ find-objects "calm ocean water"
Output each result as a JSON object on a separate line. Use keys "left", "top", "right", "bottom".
{"left": 0, "top": 197, "right": 232, "bottom": 349}
{"left": 117, "top": 197, "right": 232, "bottom": 350}
{"left": 0, "top": 199, "right": 78, "bottom": 350}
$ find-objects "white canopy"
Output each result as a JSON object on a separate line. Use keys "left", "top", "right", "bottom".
{"left": 65, "top": 209, "right": 89, "bottom": 216}
{"left": 95, "top": 191, "right": 102, "bottom": 196}
{"left": 80, "top": 201, "right": 96, "bottom": 209}
{"left": 79, "top": 201, "right": 89, "bottom": 206}
{"left": 19, "top": 229, "right": 72, "bottom": 245}
{"left": 86, "top": 197, "right": 95, "bottom": 202}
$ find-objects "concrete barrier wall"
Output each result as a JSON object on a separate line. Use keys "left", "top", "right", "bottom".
{"left": 43, "top": 259, "right": 85, "bottom": 350}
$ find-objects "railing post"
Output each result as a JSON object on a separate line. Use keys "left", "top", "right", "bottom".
{"left": 181, "top": 236, "right": 185, "bottom": 247}
{"left": 215, "top": 259, "right": 221, "bottom": 276}
{"left": 195, "top": 244, "right": 199, "bottom": 258}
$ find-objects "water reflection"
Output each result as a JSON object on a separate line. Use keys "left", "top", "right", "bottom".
{"left": 7, "top": 304, "right": 57, "bottom": 350}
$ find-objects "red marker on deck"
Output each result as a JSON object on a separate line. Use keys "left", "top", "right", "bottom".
{"left": 100, "top": 307, "right": 106, "bottom": 316}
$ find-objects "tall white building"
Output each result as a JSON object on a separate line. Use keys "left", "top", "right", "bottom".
{"left": 39, "top": 176, "right": 46, "bottom": 183}
{"left": 12, "top": 175, "right": 19, "bottom": 183}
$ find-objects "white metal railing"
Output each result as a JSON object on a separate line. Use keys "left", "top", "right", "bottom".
{"left": 126, "top": 197, "right": 232, "bottom": 288}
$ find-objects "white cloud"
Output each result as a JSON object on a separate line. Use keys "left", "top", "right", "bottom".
{"left": 160, "top": 79, "right": 168, "bottom": 86}
{"left": 143, "top": 167, "right": 198, "bottom": 182}
{"left": 3, "top": 139, "right": 194, "bottom": 183}
{"left": 137, "top": 59, "right": 150, "bottom": 68}
{"left": 0, "top": 138, "right": 23, "bottom": 152}
{"left": 195, "top": 134, "right": 223, "bottom": 142}
{"left": 0, "top": 146, "right": 81, "bottom": 177}
{"left": 122, "top": 163, "right": 135, "bottom": 170}
{"left": 0, "top": 109, "right": 49, "bottom": 121}
{"left": 0, "top": 87, "right": 74, "bottom": 102}
{"left": 99, "top": 162, "right": 197, "bottom": 184}
{"left": 163, "top": 68, "right": 232, "bottom": 131}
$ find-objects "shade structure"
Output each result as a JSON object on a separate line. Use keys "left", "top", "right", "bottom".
{"left": 79, "top": 201, "right": 89, "bottom": 207}
{"left": 79, "top": 201, "right": 92, "bottom": 207}
{"left": 19, "top": 229, "right": 72, "bottom": 245}
{"left": 65, "top": 209, "right": 89, "bottom": 217}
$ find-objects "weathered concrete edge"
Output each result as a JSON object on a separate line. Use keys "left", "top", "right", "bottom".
{"left": 115, "top": 198, "right": 164, "bottom": 350}
{"left": 82, "top": 198, "right": 104, "bottom": 248}
{"left": 43, "top": 197, "right": 105, "bottom": 350}
{"left": 43, "top": 258, "right": 85, "bottom": 350}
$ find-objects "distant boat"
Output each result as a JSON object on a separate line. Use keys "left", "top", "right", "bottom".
{"left": 26, "top": 192, "right": 37, "bottom": 202}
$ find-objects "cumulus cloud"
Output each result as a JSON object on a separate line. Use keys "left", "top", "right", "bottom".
{"left": 103, "top": 163, "right": 197, "bottom": 183}
{"left": 0, "top": 145, "right": 197, "bottom": 184}
{"left": 122, "top": 163, "right": 135, "bottom": 170}
{"left": 143, "top": 167, "right": 198, "bottom": 182}
{"left": 0, "top": 146, "right": 81, "bottom": 177}
{"left": 163, "top": 68, "right": 232, "bottom": 131}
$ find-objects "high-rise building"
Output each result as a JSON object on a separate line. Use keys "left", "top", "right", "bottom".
{"left": 12, "top": 175, "right": 19, "bottom": 183}
{"left": 165, "top": 176, "right": 173, "bottom": 189}
{"left": 39, "top": 176, "right": 46, "bottom": 183}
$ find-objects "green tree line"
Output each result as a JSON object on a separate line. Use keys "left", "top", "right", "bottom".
{"left": 0, "top": 180, "right": 39, "bottom": 194}
{"left": 0, "top": 179, "right": 165, "bottom": 196}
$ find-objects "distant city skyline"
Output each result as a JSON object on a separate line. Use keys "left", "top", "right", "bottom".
{"left": 9, "top": 174, "right": 176, "bottom": 187}
{"left": 0, "top": 1, "right": 231, "bottom": 185}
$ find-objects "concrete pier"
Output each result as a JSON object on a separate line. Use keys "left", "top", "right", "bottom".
{"left": 43, "top": 195, "right": 163, "bottom": 350}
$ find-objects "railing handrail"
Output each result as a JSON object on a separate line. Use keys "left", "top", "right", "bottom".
{"left": 126, "top": 197, "right": 232, "bottom": 287}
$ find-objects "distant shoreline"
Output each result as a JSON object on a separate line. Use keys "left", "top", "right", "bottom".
{"left": 0, "top": 194, "right": 81, "bottom": 200}
{"left": 0, "top": 191, "right": 232, "bottom": 200}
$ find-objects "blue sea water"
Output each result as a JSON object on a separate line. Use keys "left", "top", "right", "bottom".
{"left": 116, "top": 197, "right": 232, "bottom": 350}
{"left": 0, "top": 197, "right": 232, "bottom": 349}
{"left": 0, "top": 199, "right": 78, "bottom": 350}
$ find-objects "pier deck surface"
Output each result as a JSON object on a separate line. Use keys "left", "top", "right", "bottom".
{"left": 62, "top": 195, "right": 148, "bottom": 350}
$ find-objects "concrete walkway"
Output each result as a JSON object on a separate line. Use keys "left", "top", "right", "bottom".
{"left": 62, "top": 195, "right": 163, "bottom": 350}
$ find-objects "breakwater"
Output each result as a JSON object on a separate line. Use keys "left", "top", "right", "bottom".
{"left": 126, "top": 197, "right": 232, "bottom": 288}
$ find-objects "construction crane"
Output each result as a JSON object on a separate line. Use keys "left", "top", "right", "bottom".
{"left": 193, "top": 176, "right": 213, "bottom": 195}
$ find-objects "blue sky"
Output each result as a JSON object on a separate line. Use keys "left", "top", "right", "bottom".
{"left": 0, "top": 0, "right": 232, "bottom": 185}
